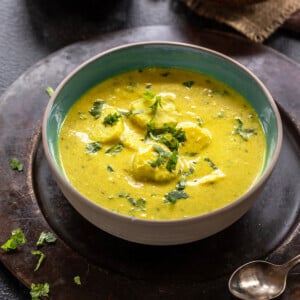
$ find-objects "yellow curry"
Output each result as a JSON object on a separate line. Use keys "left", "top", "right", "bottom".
{"left": 59, "top": 67, "right": 266, "bottom": 220}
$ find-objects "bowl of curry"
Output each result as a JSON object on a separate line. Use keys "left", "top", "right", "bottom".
{"left": 42, "top": 42, "right": 282, "bottom": 245}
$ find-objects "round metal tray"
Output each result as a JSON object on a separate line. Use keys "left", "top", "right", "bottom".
{"left": 0, "top": 26, "right": 299, "bottom": 299}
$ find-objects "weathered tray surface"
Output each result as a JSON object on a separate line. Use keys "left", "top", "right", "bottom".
{"left": 0, "top": 26, "right": 299, "bottom": 299}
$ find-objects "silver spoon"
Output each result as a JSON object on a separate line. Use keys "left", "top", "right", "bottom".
{"left": 228, "top": 254, "right": 300, "bottom": 300}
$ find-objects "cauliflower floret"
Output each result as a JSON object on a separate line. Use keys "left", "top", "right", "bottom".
{"left": 131, "top": 144, "right": 180, "bottom": 182}
{"left": 88, "top": 107, "right": 124, "bottom": 143}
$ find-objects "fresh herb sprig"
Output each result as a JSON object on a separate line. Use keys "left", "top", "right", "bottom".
{"left": 149, "top": 144, "right": 178, "bottom": 172}
{"left": 1, "top": 228, "right": 26, "bottom": 252}
{"left": 145, "top": 123, "right": 186, "bottom": 152}
{"left": 9, "top": 158, "right": 24, "bottom": 171}
{"left": 86, "top": 142, "right": 102, "bottom": 154}
{"left": 32, "top": 250, "right": 46, "bottom": 272}
{"left": 30, "top": 283, "right": 50, "bottom": 300}
{"left": 36, "top": 232, "right": 57, "bottom": 247}
{"left": 89, "top": 100, "right": 104, "bottom": 119}
{"left": 103, "top": 113, "right": 121, "bottom": 126}
{"left": 118, "top": 192, "right": 146, "bottom": 211}
{"left": 105, "top": 143, "right": 124, "bottom": 156}
{"left": 232, "top": 117, "right": 257, "bottom": 141}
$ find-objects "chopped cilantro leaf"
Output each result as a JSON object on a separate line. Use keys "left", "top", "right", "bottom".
{"left": 105, "top": 143, "right": 124, "bottom": 156}
{"left": 78, "top": 112, "right": 87, "bottom": 120}
{"left": 1, "top": 228, "right": 26, "bottom": 252}
{"left": 148, "top": 145, "right": 178, "bottom": 172}
{"left": 166, "top": 151, "right": 178, "bottom": 172}
{"left": 160, "top": 71, "right": 170, "bottom": 77}
{"left": 118, "top": 192, "right": 146, "bottom": 211}
{"left": 149, "top": 144, "right": 169, "bottom": 168}
{"left": 86, "top": 142, "right": 102, "bottom": 154}
{"left": 89, "top": 100, "right": 104, "bottom": 119}
{"left": 197, "top": 116, "right": 203, "bottom": 126}
{"left": 204, "top": 157, "right": 218, "bottom": 170}
{"left": 119, "top": 193, "right": 146, "bottom": 211}
{"left": 74, "top": 275, "right": 81, "bottom": 285}
{"left": 128, "top": 197, "right": 146, "bottom": 211}
{"left": 31, "top": 250, "right": 46, "bottom": 272}
{"left": 9, "top": 157, "right": 24, "bottom": 171}
{"left": 182, "top": 167, "right": 195, "bottom": 176}
{"left": 176, "top": 178, "right": 186, "bottom": 191}
{"left": 107, "top": 165, "right": 114, "bottom": 172}
{"left": 145, "top": 123, "right": 186, "bottom": 151}
{"left": 30, "top": 283, "right": 50, "bottom": 300}
{"left": 165, "top": 190, "right": 188, "bottom": 204}
{"left": 149, "top": 96, "right": 162, "bottom": 114}
{"left": 45, "top": 86, "right": 54, "bottom": 97}
{"left": 120, "top": 109, "right": 143, "bottom": 117}
{"left": 143, "top": 90, "right": 155, "bottom": 100}
{"left": 183, "top": 81, "right": 194, "bottom": 88}
{"left": 232, "top": 117, "right": 257, "bottom": 141}
{"left": 103, "top": 113, "right": 121, "bottom": 126}
{"left": 36, "top": 232, "right": 57, "bottom": 247}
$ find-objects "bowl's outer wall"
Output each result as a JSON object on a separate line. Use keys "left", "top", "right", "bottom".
{"left": 46, "top": 43, "right": 279, "bottom": 173}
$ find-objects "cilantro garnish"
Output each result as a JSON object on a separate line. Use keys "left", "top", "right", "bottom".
{"left": 118, "top": 193, "right": 146, "bottom": 211}
{"left": 166, "top": 150, "right": 178, "bottom": 172}
{"left": 103, "top": 113, "right": 121, "bottom": 126}
{"left": 204, "top": 157, "right": 218, "bottom": 170}
{"left": 165, "top": 190, "right": 188, "bottom": 204}
{"left": 1, "top": 228, "right": 26, "bottom": 252}
{"left": 181, "top": 167, "right": 195, "bottom": 177}
{"left": 148, "top": 144, "right": 178, "bottom": 172}
{"left": 45, "top": 86, "right": 54, "bottom": 97}
{"left": 197, "top": 116, "right": 203, "bottom": 126}
{"left": 142, "top": 90, "right": 155, "bottom": 100}
{"left": 149, "top": 96, "right": 162, "bottom": 114}
{"left": 120, "top": 109, "right": 143, "bottom": 117}
{"left": 30, "top": 283, "right": 50, "bottom": 300}
{"left": 105, "top": 143, "right": 124, "bottom": 156}
{"left": 9, "top": 157, "right": 24, "bottom": 171}
{"left": 36, "top": 232, "right": 57, "bottom": 247}
{"left": 146, "top": 123, "right": 186, "bottom": 152}
{"left": 149, "top": 144, "right": 169, "bottom": 168}
{"left": 74, "top": 275, "right": 81, "bottom": 285}
{"left": 165, "top": 173, "right": 191, "bottom": 204}
{"left": 31, "top": 250, "right": 46, "bottom": 271}
{"left": 85, "top": 142, "right": 102, "bottom": 154}
{"left": 232, "top": 117, "right": 257, "bottom": 141}
{"left": 107, "top": 165, "right": 114, "bottom": 172}
{"left": 78, "top": 112, "right": 87, "bottom": 120}
{"left": 89, "top": 100, "right": 104, "bottom": 119}
{"left": 176, "top": 178, "right": 186, "bottom": 190}
{"left": 160, "top": 71, "right": 170, "bottom": 77}
{"left": 183, "top": 81, "right": 194, "bottom": 88}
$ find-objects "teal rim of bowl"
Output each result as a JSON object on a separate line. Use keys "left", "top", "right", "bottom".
{"left": 43, "top": 41, "right": 282, "bottom": 183}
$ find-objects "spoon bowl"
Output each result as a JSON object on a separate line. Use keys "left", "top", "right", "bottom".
{"left": 228, "top": 254, "right": 300, "bottom": 300}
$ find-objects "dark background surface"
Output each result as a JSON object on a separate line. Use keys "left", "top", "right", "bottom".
{"left": 0, "top": 0, "right": 299, "bottom": 298}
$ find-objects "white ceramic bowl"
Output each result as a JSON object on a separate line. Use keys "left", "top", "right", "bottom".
{"left": 42, "top": 42, "right": 282, "bottom": 245}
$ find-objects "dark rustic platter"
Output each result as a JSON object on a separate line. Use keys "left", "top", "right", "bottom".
{"left": 0, "top": 26, "right": 299, "bottom": 299}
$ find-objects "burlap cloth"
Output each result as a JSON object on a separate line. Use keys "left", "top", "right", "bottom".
{"left": 183, "top": 0, "right": 300, "bottom": 42}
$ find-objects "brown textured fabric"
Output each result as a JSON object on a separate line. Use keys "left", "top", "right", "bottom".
{"left": 183, "top": 0, "right": 300, "bottom": 42}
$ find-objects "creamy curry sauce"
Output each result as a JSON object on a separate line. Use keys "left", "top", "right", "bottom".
{"left": 59, "top": 67, "right": 266, "bottom": 220}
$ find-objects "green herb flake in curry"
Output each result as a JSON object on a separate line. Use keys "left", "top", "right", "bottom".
{"left": 59, "top": 67, "right": 266, "bottom": 220}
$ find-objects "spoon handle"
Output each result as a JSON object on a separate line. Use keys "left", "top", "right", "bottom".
{"left": 282, "top": 254, "right": 300, "bottom": 272}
